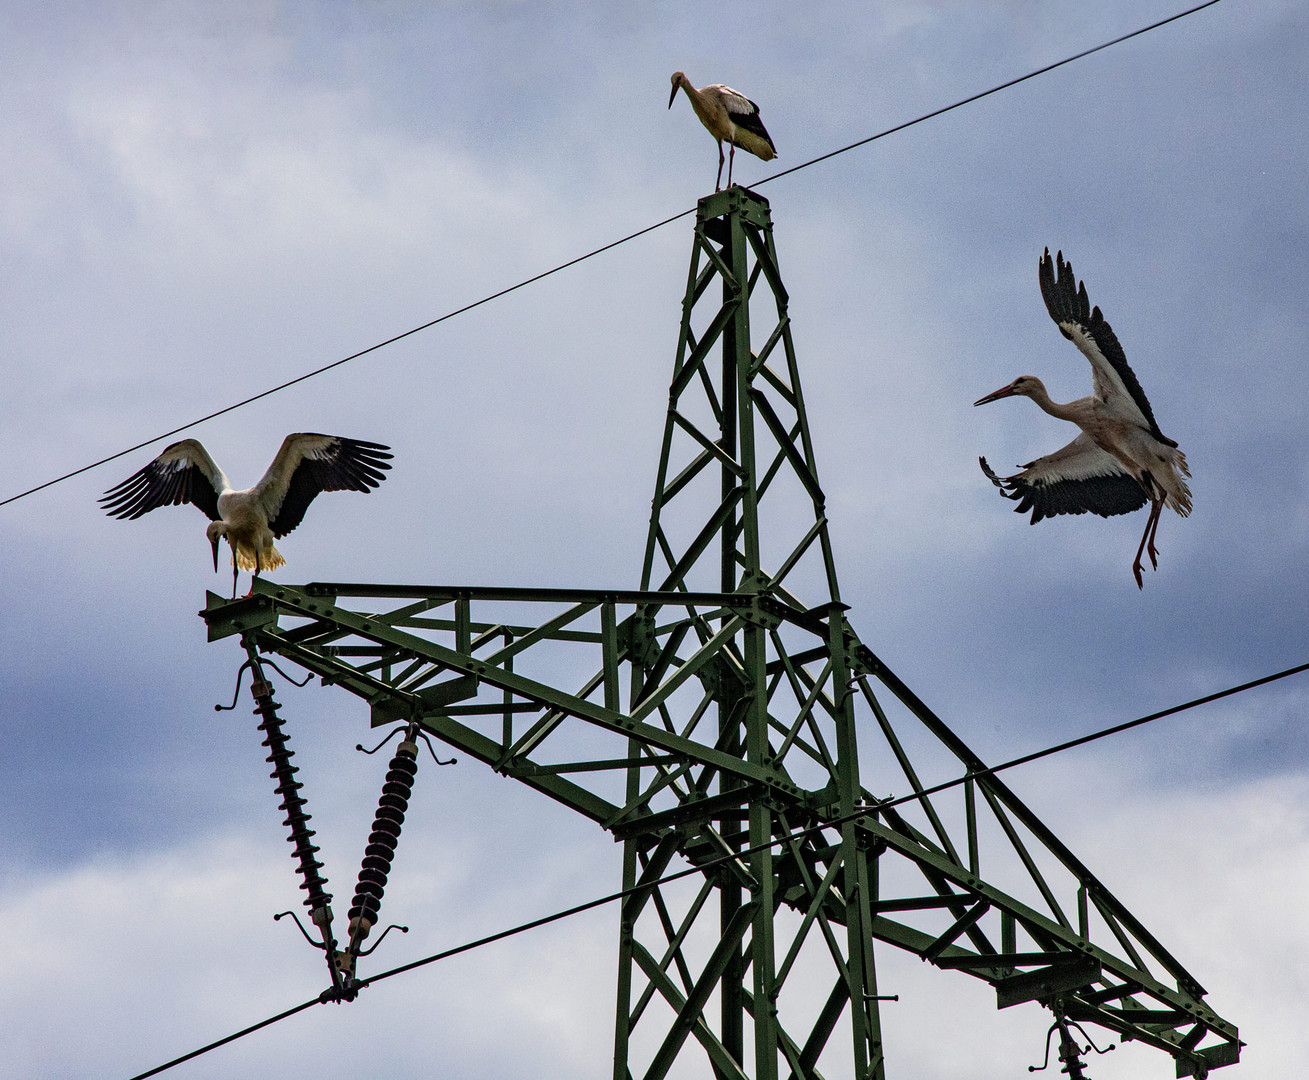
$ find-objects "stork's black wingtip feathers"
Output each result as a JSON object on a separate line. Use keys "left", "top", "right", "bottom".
{"left": 1036, "top": 247, "right": 1172, "bottom": 444}
{"left": 978, "top": 457, "right": 1027, "bottom": 513}
{"left": 343, "top": 436, "right": 394, "bottom": 458}
{"left": 1038, "top": 246, "right": 1089, "bottom": 341}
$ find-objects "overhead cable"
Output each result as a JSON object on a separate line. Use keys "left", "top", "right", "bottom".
{"left": 5, "top": 0, "right": 1224, "bottom": 513}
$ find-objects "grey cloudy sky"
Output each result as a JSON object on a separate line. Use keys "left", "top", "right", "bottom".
{"left": 2, "top": 1, "right": 1307, "bottom": 1077}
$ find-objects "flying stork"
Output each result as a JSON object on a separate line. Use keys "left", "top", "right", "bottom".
{"left": 668, "top": 72, "right": 776, "bottom": 191}
{"left": 974, "top": 249, "right": 1191, "bottom": 588}
{"left": 100, "top": 433, "right": 393, "bottom": 597}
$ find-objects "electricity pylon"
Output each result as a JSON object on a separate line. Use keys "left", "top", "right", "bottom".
{"left": 204, "top": 187, "right": 1239, "bottom": 1079}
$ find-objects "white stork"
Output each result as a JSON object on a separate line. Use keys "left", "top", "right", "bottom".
{"left": 669, "top": 72, "right": 776, "bottom": 191}
{"left": 101, "top": 433, "right": 393, "bottom": 597}
{"left": 974, "top": 249, "right": 1191, "bottom": 588}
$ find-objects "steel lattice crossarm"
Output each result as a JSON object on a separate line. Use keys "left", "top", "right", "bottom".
{"left": 202, "top": 581, "right": 1239, "bottom": 1078}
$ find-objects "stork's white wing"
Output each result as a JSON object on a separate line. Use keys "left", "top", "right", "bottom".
{"left": 707, "top": 85, "right": 751, "bottom": 116}
{"left": 980, "top": 432, "right": 1148, "bottom": 524}
{"left": 100, "top": 439, "right": 226, "bottom": 521}
{"left": 253, "top": 433, "right": 393, "bottom": 538}
{"left": 1038, "top": 248, "right": 1174, "bottom": 446}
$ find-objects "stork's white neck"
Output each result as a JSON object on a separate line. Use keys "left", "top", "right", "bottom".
{"left": 1026, "top": 380, "right": 1091, "bottom": 425}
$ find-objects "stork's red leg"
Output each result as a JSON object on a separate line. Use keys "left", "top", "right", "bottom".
{"left": 728, "top": 142, "right": 736, "bottom": 188}
{"left": 1131, "top": 500, "right": 1163, "bottom": 589}
{"left": 716, "top": 142, "right": 725, "bottom": 191}
{"left": 230, "top": 546, "right": 239, "bottom": 599}
{"left": 1145, "top": 501, "right": 1164, "bottom": 569}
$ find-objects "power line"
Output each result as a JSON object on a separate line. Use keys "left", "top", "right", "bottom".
{"left": 942, "top": 657, "right": 1309, "bottom": 782}
{"left": 125, "top": 997, "right": 321, "bottom": 1080}
{"left": 5, "top": 0, "right": 1223, "bottom": 514}
{"left": 0, "top": 208, "right": 693, "bottom": 511}
{"left": 757, "top": 0, "right": 1224, "bottom": 189}
{"left": 122, "top": 650, "right": 1304, "bottom": 1080}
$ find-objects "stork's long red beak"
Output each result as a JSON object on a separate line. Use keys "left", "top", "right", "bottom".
{"left": 210, "top": 534, "right": 221, "bottom": 572}
{"left": 973, "top": 383, "right": 1018, "bottom": 407}
{"left": 668, "top": 84, "right": 679, "bottom": 109}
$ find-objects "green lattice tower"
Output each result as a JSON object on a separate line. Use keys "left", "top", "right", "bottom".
{"left": 621, "top": 186, "right": 878, "bottom": 1080}
{"left": 203, "top": 188, "right": 1240, "bottom": 1080}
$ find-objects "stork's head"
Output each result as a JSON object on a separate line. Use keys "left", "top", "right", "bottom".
{"left": 973, "top": 375, "right": 1046, "bottom": 407}
{"left": 669, "top": 71, "right": 688, "bottom": 109}
{"left": 206, "top": 521, "right": 228, "bottom": 572}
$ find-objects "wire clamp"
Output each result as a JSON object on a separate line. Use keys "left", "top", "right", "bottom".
{"left": 216, "top": 656, "right": 310, "bottom": 711}
{"left": 1028, "top": 1001, "right": 1114, "bottom": 1078}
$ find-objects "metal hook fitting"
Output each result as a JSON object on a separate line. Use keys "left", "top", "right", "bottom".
{"left": 217, "top": 657, "right": 311, "bottom": 711}
{"left": 354, "top": 923, "right": 409, "bottom": 957}
{"left": 261, "top": 656, "right": 312, "bottom": 688}
{"left": 356, "top": 727, "right": 406, "bottom": 755}
{"left": 273, "top": 909, "right": 328, "bottom": 951}
{"left": 215, "top": 660, "right": 253, "bottom": 711}
{"left": 357, "top": 725, "right": 455, "bottom": 766}
{"left": 413, "top": 728, "right": 456, "bottom": 766}
{"left": 1028, "top": 1004, "right": 1114, "bottom": 1078}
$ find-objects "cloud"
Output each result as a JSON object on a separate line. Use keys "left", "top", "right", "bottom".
{"left": 2, "top": 1, "right": 1308, "bottom": 1076}
{"left": 3, "top": 766, "right": 1304, "bottom": 1079}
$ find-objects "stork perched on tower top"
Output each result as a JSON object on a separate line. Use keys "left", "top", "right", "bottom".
{"left": 100, "top": 433, "right": 393, "bottom": 597}
{"left": 669, "top": 72, "right": 776, "bottom": 191}
{"left": 974, "top": 249, "right": 1191, "bottom": 588}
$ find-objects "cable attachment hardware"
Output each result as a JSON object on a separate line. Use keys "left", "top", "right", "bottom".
{"left": 1028, "top": 1002, "right": 1114, "bottom": 1079}
{"left": 273, "top": 909, "right": 328, "bottom": 949}
{"left": 356, "top": 727, "right": 407, "bottom": 756}
{"left": 242, "top": 642, "right": 347, "bottom": 998}
{"left": 415, "top": 728, "right": 457, "bottom": 767}
{"left": 355, "top": 922, "right": 409, "bottom": 957}
{"left": 217, "top": 656, "right": 311, "bottom": 711}
{"left": 216, "top": 660, "right": 253, "bottom": 712}
{"left": 357, "top": 726, "right": 456, "bottom": 767}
